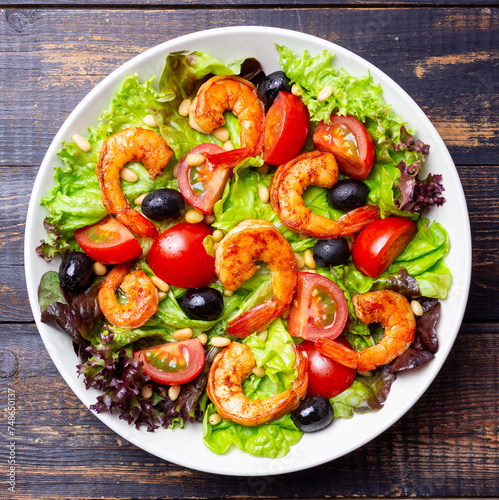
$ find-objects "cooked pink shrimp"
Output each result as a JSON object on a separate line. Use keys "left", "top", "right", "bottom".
{"left": 207, "top": 341, "right": 308, "bottom": 426}
{"left": 188, "top": 75, "right": 265, "bottom": 166}
{"left": 96, "top": 127, "right": 174, "bottom": 239}
{"left": 215, "top": 219, "right": 297, "bottom": 337}
{"left": 315, "top": 290, "right": 416, "bottom": 371}
{"left": 269, "top": 151, "right": 380, "bottom": 238}
{"left": 98, "top": 261, "right": 159, "bottom": 329}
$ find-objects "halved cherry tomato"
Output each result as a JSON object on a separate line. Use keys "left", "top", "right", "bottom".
{"left": 134, "top": 339, "right": 205, "bottom": 385}
{"left": 263, "top": 91, "right": 309, "bottom": 165}
{"left": 74, "top": 215, "right": 142, "bottom": 265}
{"left": 352, "top": 216, "right": 418, "bottom": 279}
{"left": 177, "top": 143, "right": 230, "bottom": 215}
{"left": 147, "top": 222, "right": 215, "bottom": 288}
{"left": 299, "top": 339, "right": 356, "bottom": 398}
{"left": 313, "top": 114, "right": 374, "bottom": 179}
{"left": 287, "top": 272, "right": 348, "bottom": 341}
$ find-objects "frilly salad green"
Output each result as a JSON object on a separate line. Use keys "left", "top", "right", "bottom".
{"left": 36, "top": 46, "right": 450, "bottom": 458}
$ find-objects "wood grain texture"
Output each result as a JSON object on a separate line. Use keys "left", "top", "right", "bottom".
{"left": 0, "top": 322, "right": 497, "bottom": 499}
{"left": 0, "top": 8, "right": 497, "bottom": 167}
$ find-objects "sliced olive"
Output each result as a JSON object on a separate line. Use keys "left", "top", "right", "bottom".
{"left": 59, "top": 252, "right": 94, "bottom": 292}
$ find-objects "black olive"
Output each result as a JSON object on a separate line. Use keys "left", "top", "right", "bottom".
{"left": 59, "top": 252, "right": 94, "bottom": 292}
{"left": 141, "top": 188, "right": 185, "bottom": 221}
{"left": 179, "top": 287, "right": 223, "bottom": 321}
{"left": 257, "top": 71, "right": 292, "bottom": 108}
{"left": 327, "top": 179, "right": 369, "bottom": 211}
{"left": 313, "top": 238, "right": 351, "bottom": 267}
{"left": 291, "top": 396, "right": 334, "bottom": 432}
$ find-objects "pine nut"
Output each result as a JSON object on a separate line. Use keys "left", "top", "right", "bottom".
{"left": 120, "top": 167, "right": 138, "bottom": 183}
{"left": 143, "top": 114, "right": 158, "bottom": 127}
{"left": 158, "top": 291, "right": 167, "bottom": 301}
{"left": 317, "top": 85, "right": 334, "bottom": 102}
{"left": 141, "top": 384, "right": 153, "bottom": 399}
{"left": 209, "top": 412, "right": 222, "bottom": 425}
{"left": 151, "top": 275, "right": 169, "bottom": 293}
{"left": 257, "top": 164, "right": 269, "bottom": 175}
{"left": 172, "top": 328, "right": 193, "bottom": 341}
{"left": 134, "top": 193, "right": 147, "bottom": 206}
{"left": 304, "top": 248, "right": 316, "bottom": 269}
{"left": 197, "top": 333, "right": 208, "bottom": 346}
{"left": 211, "top": 337, "right": 231, "bottom": 348}
{"left": 223, "top": 289, "right": 233, "bottom": 297}
{"left": 93, "top": 262, "right": 107, "bottom": 276}
{"left": 168, "top": 385, "right": 181, "bottom": 401}
{"left": 294, "top": 252, "right": 305, "bottom": 269}
{"left": 358, "top": 370, "right": 373, "bottom": 377}
{"left": 172, "top": 163, "right": 180, "bottom": 177}
{"left": 72, "top": 133, "right": 91, "bottom": 152}
{"left": 258, "top": 185, "right": 269, "bottom": 204}
{"left": 257, "top": 330, "right": 268, "bottom": 343}
{"left": 185, "top": 209, "right": 204, "bottom": 224}
{"left": 411, "top": 300, "right": 424, "bottom": 317}
{"left": 291, "top": 84, "right": 301, "bottom": 96}
{"left": 186, "top": 153, "right": 206, "bottom": 167}
{"left": 178, "top": 99, "right": 192, "bottom": 117}
{"left": 204, "top": 214, "right": 216, "bottom": 225}
{"left": 212, "top": 127, "right": 230, "bottom": 142}
{"left": 223, "top": 140, "right": 235, "bottom": 151}
{"left": 212, "top": 229, "right": 224, "bottom": 242}
{"left": 281, "top": 307, "right": 290, "bottom": 320}
{"left": 252, "top": 366, "right": 266, "bottom": 378}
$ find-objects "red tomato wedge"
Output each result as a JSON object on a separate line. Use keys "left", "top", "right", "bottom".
{"left": 134, "top": 339, "right": 205, "bottom": 385}
{"left": 299, "top": 340, "right": 356, "bottom": 398}
{"left": 177, "top": 143, "right": 230, "bottom": 215}
{"left": 147, "top": 222, "right": 216, "bottom": 289}
{"left": 74, "top": 215, "right": 142, "bottom": 265}
{"left": 313, "top": 114, "right": 374, "bottom": 179}
{"left": 352, "top": 216, "right": 418, "bottom": 279}
{"left": 263, "top": 91, "right": 309, "bottom": 165}
{"left": 287, "top": 272, "right": 348, "bottom": 341}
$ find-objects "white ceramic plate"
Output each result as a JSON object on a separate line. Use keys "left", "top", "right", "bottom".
{"left": 25, "top": 26, "right": 471, "bottom": 476}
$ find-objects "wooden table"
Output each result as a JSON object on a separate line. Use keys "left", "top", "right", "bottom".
{"left": 1, "top": 1, "right": 498, "bottom": 498}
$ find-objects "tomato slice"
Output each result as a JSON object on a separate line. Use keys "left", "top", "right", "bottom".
{"left": 299, "top": 339, "right": 356, "bottom": 398}
{"left": 313, "top": 114, "right": 374, "bottom": 179}
{"left": 352, "top": 216, "right": 418, "bottom": 279}
{"left": 147, "top": 222, "right": 216, "bottom": 288}
{"left": 74, "top": 216, "right": 142, "bottom": 265}
{"left": 287, "top": 272, "right": 348, "bottom": 341}
{"left": 134, "top": 339, "right": 205, "bottom": 385}
{"left": 177, "top": 143, "right": 230, "bottom": 215}
{"left": 263, "top": 91, "right": 309, "bottom": 165}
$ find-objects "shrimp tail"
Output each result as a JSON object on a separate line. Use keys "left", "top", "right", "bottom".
{"left": 337, "top": 204, "right": 380, "bottom": 236}
{"left": 315, "top": 337, "right": 360, "bottom": 369}
{"left": 116, "top": 211, "right": 159, "bottom": 239}
{"left": 206, "top": 148, "right": 248, "bottom": 168}
{"left": 227, "top": 299, "right": 282, "bottom": 338}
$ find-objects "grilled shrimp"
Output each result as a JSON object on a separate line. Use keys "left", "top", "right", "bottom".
{"left": 96, "top": 127, "right": 174, "bottom": 239}
{"left": 98, "top": 261, "right": 159, "bottom": 329}
{"left": 207, "top": 341, "right": 308, "bottom": 426}
{"left": 269, "top": 151, "right": 380, "bottom": 238}
{"left": 215, "top": 219, "right": 297, "bottom": 338}
{"left": 316, "top": 290, "right": 416, "bottom": 371}
{"left": 189, "top": 75, "right": 265, "bottom": 166}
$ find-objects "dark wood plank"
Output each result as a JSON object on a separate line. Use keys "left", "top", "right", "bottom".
{"left": 1, "top": 8, "right": 497, "bottom": 167}
{"left": 0, "top": 322, "right": 497, "bottom": 499}
{"left": 4, "top": 163, "right": 498, "bottom": 323}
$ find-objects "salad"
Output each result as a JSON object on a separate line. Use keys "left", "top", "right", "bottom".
{"left": 36, "top": 45, "right": 450, "bottom": 459}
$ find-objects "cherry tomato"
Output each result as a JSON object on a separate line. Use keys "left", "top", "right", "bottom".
{"left": 74, "top": 215, "right": 142, "bottom": 265}
{"left": 147, "top": 222, "right": 215, "bottom": 288}
{"left": 287, "top": 272, "right": 348, "bottom": 341}
{"left": 299, "top": 340, "right": 356, "bottom": 398}
{"left": 352, "top": 216, "right": 418, "bottom": 279}
{"left": 177, "top": 143, "right": 230, "bottom": 215}
{"left": 313, "top": 114, "right": 374, "bottom": 179}
{"left": 134, "top": 339, "right": 205, "bottom": 385}
{"left": 263, "top": 91, "right": 309, "bottom": 165}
